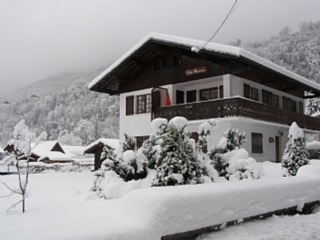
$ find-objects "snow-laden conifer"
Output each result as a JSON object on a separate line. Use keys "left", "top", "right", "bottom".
{"left": 152, "top": 117, "right": 203, "bottom": 186}
{"left": 282, "top": 122, "right": 309, "bottom": 176}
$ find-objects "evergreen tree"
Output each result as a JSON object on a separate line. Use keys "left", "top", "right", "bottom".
{"left": 122, "top": 134, "right": 136, "bottom": 152}
{"left": 152, "top": 119, "right": 203, "bottom": 186}
{"left": 209, "top": 129, "right": 246, "bottom": 178}
{"left": 282, "top": 122, "right": 309, "bottom": 176}
{"left": 306, "top": 97, "right": 320, "bottom": 115}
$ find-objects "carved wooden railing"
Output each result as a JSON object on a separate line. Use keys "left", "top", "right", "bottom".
{"left": 153, "top": 97, "right": 320, "bottom": 131}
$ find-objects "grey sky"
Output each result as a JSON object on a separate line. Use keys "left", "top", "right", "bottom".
{"left": 1, "top": 0, "right": 320, "bottom": 94}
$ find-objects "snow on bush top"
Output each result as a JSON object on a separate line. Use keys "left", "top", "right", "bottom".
{"left": 289, "top": 122, "right": 304, "bottom": 139}
{"left": 297, "top": 162, "right": 320, "bottom": 177}
{"left": 306, "top": 140, "right": 320, "bottom": 150}
{"left": 169, "top": 116, "right": 188, "bottom": 132}
{"left": 151, "top": 118, "right": 168, "bottom": 134}
{"left": 122, "top": 150, "right": 136, "bottom": 164}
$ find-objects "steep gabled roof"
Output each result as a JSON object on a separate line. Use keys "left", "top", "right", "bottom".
{"left": 84, "top": 138, "right": 119, "bottom": 154}
{"left": 31, "top": 141, "right": 65, "bottom": 158}
{"left": 89, "top": 33, "right": 320, "bottom": 97}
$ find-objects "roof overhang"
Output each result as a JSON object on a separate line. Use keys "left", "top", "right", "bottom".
{"left": 88, "top": 33, "right": 320, "bottom": 97}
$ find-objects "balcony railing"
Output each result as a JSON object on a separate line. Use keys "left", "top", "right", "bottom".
{"left": 153, "top": 97, "right": 320, "bottom": 131}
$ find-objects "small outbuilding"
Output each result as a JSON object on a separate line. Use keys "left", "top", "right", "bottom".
{"left": 84, "top": 138, "right": 119, "bottom": 170}
{"left": 30, "top": 141, "right": 66, "bottom": 161}
{"left": 38, "top": 152, "right": 74, "bottom": 164}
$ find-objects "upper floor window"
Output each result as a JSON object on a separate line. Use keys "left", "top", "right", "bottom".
{"left": 244, "top": 84, "right": 259, "bottom": 101}
{"left": 136, "top": 94, "right": 151, "bottom": 114}
{"left": 262, "top": 90, "right": 280, "bottom": 108}
{"left": 200, "top": 87, "right": 218, "bottom": 101}
{"left": 199, "top": 85, "right": 223, "bottom": 101}
{"left": 282, "top": 96, "right": 297, "bottom": 112}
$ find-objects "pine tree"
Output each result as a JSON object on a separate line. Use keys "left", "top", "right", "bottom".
{"left": 282, "top": 122, "right": 309, "bottom": 176}
{"left": 152, "top": 122, "right": 203, "bottom": 186}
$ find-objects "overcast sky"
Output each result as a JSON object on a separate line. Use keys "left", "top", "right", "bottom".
{"left": 1, "top": 0, "right": 320, "bottom": 95}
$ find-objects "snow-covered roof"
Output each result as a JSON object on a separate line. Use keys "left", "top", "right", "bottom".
{"left": 63, "top": 145, "right": 86, "bottom": 157}
{"left": 31, "top": 141, "right": 64, "bottom": 157}
{"left": 0, "top": 147, "right": 4, "bottom": 153}
{"left": 89, "top": 33, "right": 320, "bottom": 94}
{"left": 38, "top": 152, "right": 73, "bottom": 162}
{"left": 84, "top": 138, "right": 119, "bottom": 154}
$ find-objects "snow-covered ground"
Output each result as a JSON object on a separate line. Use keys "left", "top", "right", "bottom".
{"left": 0, "top": 162, "right": 320, "bottom": 240}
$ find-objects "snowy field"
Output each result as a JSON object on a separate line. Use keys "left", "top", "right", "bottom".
{"left": 0, "top": 162, "right": 320, "bottom": 240}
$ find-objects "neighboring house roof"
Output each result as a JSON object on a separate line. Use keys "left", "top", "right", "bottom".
{"left": 38, "top": 152, "right": 73, "bottom": 162}
{"left": 84, "top": 138, "right": 120, "bottom": 154}
{"left": 63, "top": 145, "right": 86, "bottom": 158}
{"left": 31, "top": 141, "right": 65, "bottom": 158}
{"left": 4, "top": 139, "right": 30, "bottom": 154}
{"left": 89, "top": 33, "right": 320, "bottom": 97}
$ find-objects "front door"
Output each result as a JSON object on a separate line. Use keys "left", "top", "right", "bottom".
{"left": 275, "top": 136, "right": 280, "bottom": 163}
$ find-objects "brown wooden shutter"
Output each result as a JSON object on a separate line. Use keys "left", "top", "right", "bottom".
{"left": 126, "top": 96, "right": 134, "bottom": 115}
{"left": 244, "top": 84, "right": 250, "bottom": 98}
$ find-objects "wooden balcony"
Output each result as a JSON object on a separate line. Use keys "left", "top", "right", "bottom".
{"left": 153, "top": 97, "right": 320, "bottom": 131}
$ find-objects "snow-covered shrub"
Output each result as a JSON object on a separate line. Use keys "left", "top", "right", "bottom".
{"left": 122, "top": 133, "right": 136, "bottom": 152}
{"left": 152, "top": 117, "right": 203, "bottom": 186}
{"left": 225, "top": 148, "right": 264, "bottom": 181}
{"left": 196, "top": 120, "right": 218, "bottom": 182}
{"left": 196, "top": 120, "right": 217, "bottom": 153}
{"left": 140, "top": 118, "right": 168, "bottom": 169}
{"left": 209, "top": 129, "right": 246, "bottom": 178}
{"left": 282, "top": 122, "right": 309, "bottom": 176}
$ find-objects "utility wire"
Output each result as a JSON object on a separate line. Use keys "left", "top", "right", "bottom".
{"left": 199, "top": 0, "right": 240, "bottom": 51}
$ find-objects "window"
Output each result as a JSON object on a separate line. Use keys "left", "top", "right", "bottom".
{"left": 200, "top": 87, "right": 218, "bottom": 101}
{"left": 219, "top": 85, "right": 224, "bottom": 99}
{"left": 126, "top": 96, "right": 134, "bottom": 115}
{"left": 282, "top": 96, "right": 297, "bottom": 112}
{"left": 262, "top": 90, "right": 273, "bottom": 106}
{"left": 136, "top": 136, "right": 149, "bottom": 148}
{"left": 272, "top": 95, "right": 280, "bottom": 108}
{"left": 136, "top": 94, "right": 151, "bottom": 114}
{"left": 244, "top": 84, "right": 259, "bottom": 101}
{"left": 186, "top": 90, "right": 197, "bottom": 103}
{"left": 298, "top": 101, "right": 304, "bottom": 114}
{"left": 252, "top": 133, "right": 263, "bottom": 154}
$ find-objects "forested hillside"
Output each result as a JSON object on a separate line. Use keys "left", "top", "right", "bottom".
{"left": 0, "top": 72, "right": 119, "bottom": 146}
{"left": 245, "top": 21, "right": 320, "bottom": 83}
{"left": 0, "top": 20, "right": 319, "bottom": 146}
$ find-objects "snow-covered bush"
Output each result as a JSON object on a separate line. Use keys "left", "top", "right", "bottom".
{"left": 209, "top": 129, "right": 246, "bottom": 178}
{"left": 122, "top": 133, "right": 136, "bottom": 152}
{"left": 152, "top": 117, "right": 204, "bottom": 186}
{"left": 225, "top": 148, "right": 264, "bottom": 181}
{"left": 282, "top": 122, "right": 309, "bottom": 176}
{"left": 92, "top": 135, "right": 148, "bottom": 198}
{"left": 140, "top": 118, "right": 168, "bottom": 169}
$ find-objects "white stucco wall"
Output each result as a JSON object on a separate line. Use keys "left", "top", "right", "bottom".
{"left": 119, "top": 85, "right": 173, "bottom": 141}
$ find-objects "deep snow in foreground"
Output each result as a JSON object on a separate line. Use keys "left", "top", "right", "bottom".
{"left": 197, "top": 206, "right": 320, "bottom": 240}
{"left": 0, "top": 162, "right": 320, "bottom": 240}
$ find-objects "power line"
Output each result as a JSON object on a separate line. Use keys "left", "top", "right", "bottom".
{"left": 197, "top": 0, "right": 240, "bottom": 52}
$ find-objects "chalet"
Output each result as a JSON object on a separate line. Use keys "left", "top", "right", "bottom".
{"left": 84, "top": 138, "right": 119, "bottom": 170}
{"left": 89, "top": 33, "right": 320, "bottom": 162}
{"left": 30, "top": 141, "right": 66, "bottom": 162}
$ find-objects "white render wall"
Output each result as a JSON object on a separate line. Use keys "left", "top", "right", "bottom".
{"left": 188, "top": 117, "right": 289, "bottom": 162}
{"left": 119, "top": 85, "right": 172, "bottom": 141}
